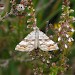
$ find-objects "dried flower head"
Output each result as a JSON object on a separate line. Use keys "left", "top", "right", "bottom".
{"left": 16, "top": 4, "right": 25, "bottom": 11}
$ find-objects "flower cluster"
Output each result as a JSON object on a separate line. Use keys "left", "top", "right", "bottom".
{"left": 46, "top": 1, "right": 75, "bottom": 73}
{"left": 57, "top": 1, "right": 75, "bottom": 50}
{"left": 46, "top": 1, "right": 75, "bottom": 48}
{"left": 10, "top": 0, "right": 32, "bottom": 16}
{"left": 0, "top": 0, "right": 34, "bottom": 21}
{"left": 0, "top": 0, "right": 75, "bottom": 75}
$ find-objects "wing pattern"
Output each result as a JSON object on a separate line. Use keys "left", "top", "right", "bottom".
{"left": 15, "top": 27, "right": 59, "bottom": 51}
{"left": 15, "top": 31, "right": 35, "bottom": 51}
{"left": 38, "top": 30, "right": 59, "bottom": 51}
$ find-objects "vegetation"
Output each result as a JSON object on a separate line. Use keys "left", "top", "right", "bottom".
{"left": 0, "top": 0, "right": 75, "bottom": 75}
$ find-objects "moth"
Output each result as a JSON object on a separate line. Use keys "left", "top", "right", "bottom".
{"left": 15, "top": 27, "right": 59, "bottom": 51}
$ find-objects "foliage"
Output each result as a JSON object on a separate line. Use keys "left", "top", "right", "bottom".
{"left": 0, "top": 0, "right": 75, "bottom": 75}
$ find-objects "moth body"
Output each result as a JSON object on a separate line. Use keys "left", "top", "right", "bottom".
{"left": 34, "top": 27, "right": 39, "bottom": 49}
{"left": 15, "top": 26, "right": 59, "bottom": 51}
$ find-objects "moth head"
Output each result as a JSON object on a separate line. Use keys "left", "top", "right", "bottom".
{"left": 33, "top": 26, "right": 39, "bottom": 31}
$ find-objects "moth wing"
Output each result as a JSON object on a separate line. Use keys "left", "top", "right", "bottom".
{"left": 38, "top": 31, "right": 59, "bottom": 51}
{"left": 15, "top": 31, "right": 35, "bottom": 52}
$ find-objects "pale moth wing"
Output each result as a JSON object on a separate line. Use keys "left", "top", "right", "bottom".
{"left": 38, "top": 30, "right": 59, "bottom": 51}
{"left": 15, "top": 27, "right": 59, "bottom": 51}
{"left": 15, "top": 31, "right": 35, "bottom": 51}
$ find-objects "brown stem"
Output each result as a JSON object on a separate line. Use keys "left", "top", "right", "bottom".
{"left": 63, "top": 0, "right": 70, "bottom": 6}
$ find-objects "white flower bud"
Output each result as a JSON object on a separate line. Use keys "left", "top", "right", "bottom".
{"left": 70, "top": 9, "right": 74, "bottom": 13}
{"left": 65, "top": 44, "right": 68, "bottom": 49}
{"left": 0, "top": 4, "right": 5, "bottom": 12}
{"left": 42, "top": 58, "right": 45, "bottom": 62}
{"left": 49, "top": 55, "right": 52, "bottom": 59}
{"left": 62, "top": 5, "right": 65, "bottom": 10}
{"left": 28, "top": 13, "right": 31, "bottom": 16}
{"left": 27, "top": 20, "right": 30, "bottom": 23}
{"left": 68, "top": 6, "right": 70, "bottom": 9}
{"left": 68, "top": 38, "right": 74, "bottom": 42}
{"left": 62, "top": 13, "right": 66, "bottom": 16}
{"left": 47, "top": 60, "right": 50, "bottom": 63}
{"left": 0, "top": 6, "right": 4, "bottom": 10}
{"left": 71, "top": 38, "right": 74, "bottom": 41}
{"left": 66, "top": 34, "right": 69, "bottom": 38}
{"left": 16, "top": 4, "right": 25, "bottom": 11}
{"left": 33, "top": 9, "right": 35, "bottom": 12}
{"left": 32, "top": 57, "right": 34, "bottom": 60}
{"left": 71, "top": 28, "right": 75, "bottom": 32}
{"left": 68, "top": 38, "right": 72, "bottom": 42}
{"left": 34, "top": 18, "right": 37, "bottom": 22}
{"left": 58, "top": 37, "right": 61, "bottom": 41}
{"left": 58, "top": 27, "right": 61, "bottom": 31}
{"left": 72, "top": 17, "right": 75, "bottom": 21}
{"left": 67, "top": 25, "right": 69, "bottom": 28}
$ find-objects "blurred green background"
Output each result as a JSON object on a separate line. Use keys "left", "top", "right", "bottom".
{"left": 0, "top": 0, "right": 75, "bottom": 75}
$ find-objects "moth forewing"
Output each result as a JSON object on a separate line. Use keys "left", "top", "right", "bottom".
{"left": 38, "top": 30, "right": 59, "bottom": 51}
{"left": 15, "top": 26, "right": 59, "bottom": 52}
{"left": 15, "top": 31, "right": 36, "bottom": 51}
